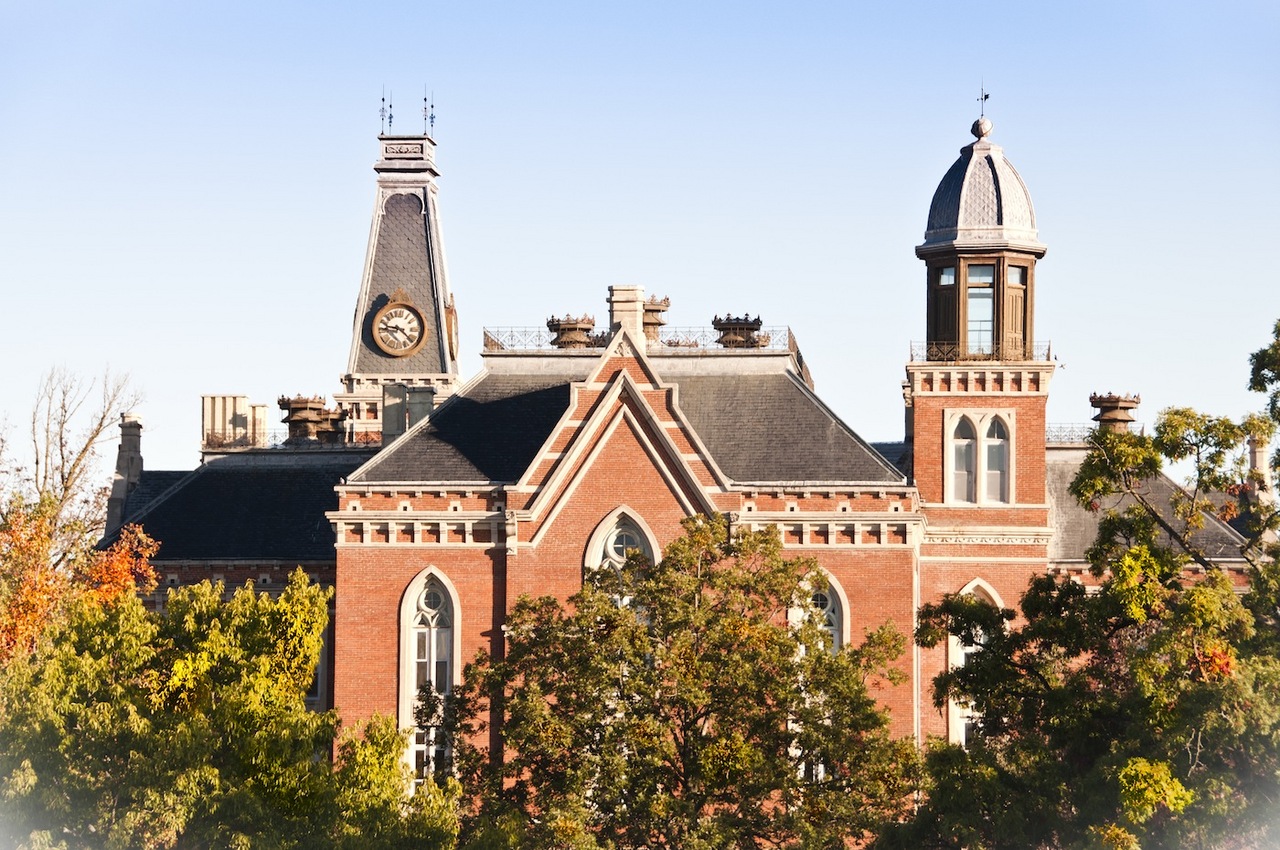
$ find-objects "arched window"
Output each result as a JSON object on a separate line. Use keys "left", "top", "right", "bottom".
{"left": 810, "top": 588, "right": 843, "bottom": 652}
{"left": 949, "top": 580, "right": 1004, "bottom": 747}
{"left": 953, "top": 418, "right": 977, "bottom": 502}
{"left": 399, "top": 572, "right": 459, "bottom": 779}
{"left": 986, "top": 419, "right": 1009, "bottom": 503}
{"left": 586, "top": 509, "right": 658, "bottom": 575}
{"left": 944, "top": 410, "right": 1016, "bottom": 504}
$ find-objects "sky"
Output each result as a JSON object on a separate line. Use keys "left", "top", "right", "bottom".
{"left": 1, "top": 1, "right": 1278, "bottom": 478}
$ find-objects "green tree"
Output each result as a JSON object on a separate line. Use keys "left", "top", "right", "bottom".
{"left": 877, "top": 323, "right": 1280, "bottom": 850}
{"left": 447, "top": 515, "right": 919, "bottom": 849}
{"left": 0, "top": 571, "right": 460, "bottom": 850}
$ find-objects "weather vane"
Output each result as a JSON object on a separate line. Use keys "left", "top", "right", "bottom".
{"left": 424, "top": 87, "right": 435, "bottom": 135}
{"left": 978, "top": 85, "right": 989, "bottom": 117}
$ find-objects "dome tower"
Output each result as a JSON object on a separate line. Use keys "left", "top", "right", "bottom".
{"left": 916, "top": 117, "right": 1046, "bottom": 361}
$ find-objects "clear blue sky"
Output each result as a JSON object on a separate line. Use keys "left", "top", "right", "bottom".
{"left": 2, "top": 1, "right": 1277, "bottom": 475}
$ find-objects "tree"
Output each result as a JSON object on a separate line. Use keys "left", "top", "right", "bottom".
{"left": 0, "top": 570, "right": 460, "bottom": 850}
{"left": 0, "top": 369, "right": 150, "bottom": 662}
{"left": 876, "top": 322, "right": 1280, "bottom": 850}
{"left": 446, "top": 515, "right": 920, "bottom": 849}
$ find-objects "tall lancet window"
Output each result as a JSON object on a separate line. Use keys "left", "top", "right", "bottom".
{"left": 953, "top": 418, "right": 977, "bottom": 502}
{"left": 811, "top": 588, "right": 844, "bottom": 652}
{"left": 411, "top": 578, "right": 453, "bottom": 778}
{"left": 986, "top": 419, "right": 1010, "bottom": 503}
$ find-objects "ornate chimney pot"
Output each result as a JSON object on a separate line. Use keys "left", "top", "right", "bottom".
{"left": 546, "top": 314, "right": 597, "bottom": 349}
{"left": 1090, "top": 393, "right": 1141, "bottom": 433}
{"left": 278, "top": 395, "right": 347, "bottom": 445}
{"left": 642, "top": 296, "right": 671, "bottom": 343}
{"left": 712, "top": 314, "right": 765, "bottom": 349}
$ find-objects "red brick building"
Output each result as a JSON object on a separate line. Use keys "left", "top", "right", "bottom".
{"left": 107, "top": 117, "right": 1249, "bottom": 770}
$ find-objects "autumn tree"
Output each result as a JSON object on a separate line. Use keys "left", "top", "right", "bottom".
{"left": 446, "top": 515, "right": 920, "bottom": 849}
{"left": 0, "top": 571, "right": 460, "bottom": 850}
{"left": 0, "top": 369, "right": 154, "bottom": 662}
{"left": 876, "top": 323, "right": 1280, "bottom": 850}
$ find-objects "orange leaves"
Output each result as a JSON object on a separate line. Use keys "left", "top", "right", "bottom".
{"left": 84, "top": 524, "right": 159, "bottom": 602}
{"left": 0, "top": 504, "right": 64, "bottom": 663}
{"left": 0, "top": 499, "right": 157, "bottom": 662}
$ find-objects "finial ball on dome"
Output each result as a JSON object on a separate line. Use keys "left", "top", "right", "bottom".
{"left": 971, "top": 116, "right": 993, "bottom": 140}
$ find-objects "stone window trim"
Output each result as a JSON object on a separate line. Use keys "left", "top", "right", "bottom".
{"left": 791, "top": 568, "right": 850, "bottom": 652}
{"left": 583, "top": 507, "right": 661, "bottom": 574}
{"left": 943, "top": 409, "right": 1016, "bottom": 505}
{"left": 947, "top": 578, "right": 1005, "bottom": 747}
{"left": 398, "top": 567, "right": 463, "bottom": 775}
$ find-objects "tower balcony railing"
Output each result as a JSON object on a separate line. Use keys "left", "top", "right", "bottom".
{"left": 910, "top": 341, "right": 1052, "bottom": 363}
{"left": 483, "top": 326, "right": 796, "bottom": 352}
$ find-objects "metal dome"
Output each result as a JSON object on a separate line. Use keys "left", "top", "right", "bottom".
{"left": 917, "top": 119, "right": 1045, "bottom": 256}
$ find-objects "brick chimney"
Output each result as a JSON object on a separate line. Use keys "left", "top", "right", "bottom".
{"left": 1248, "top": 433, "right": 1276, "bottom": 507}
{"left": 106, "top": 413, "right": 143, "bottom": 534}
{"left": 1090, "top": 393, "right": 1140, "bottom": 433}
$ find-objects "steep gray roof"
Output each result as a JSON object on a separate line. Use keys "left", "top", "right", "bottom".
{"left": 354, "top": 372, "right": 584, "bottom": 483}
{"left": 356, "top": 364, "right": 904, "bottom": 486}
{"left": 113, "top": 454, "right": 372, "bottom": 561}
{"left": 351, "top": 192, "right": 448, "bottom": 375}
{"left": 676, "top": 375, "right": 904, "bottom": 484}
{"left": 1047, "top": 451, "right": 1247, "bottom": 564}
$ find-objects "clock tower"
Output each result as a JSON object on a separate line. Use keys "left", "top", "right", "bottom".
{"left": 337, "top": 134, "right": 460, "bottom": 442}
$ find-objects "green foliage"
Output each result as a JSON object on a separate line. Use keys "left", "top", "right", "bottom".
{"left": 447, "top": 515, "right": 919, "bottom": 849}
{"left": 0, "top": 571, "right": 457, "bottom": 850}
{"left": 880, "top": 340, "right": 1280, "bottom": 850}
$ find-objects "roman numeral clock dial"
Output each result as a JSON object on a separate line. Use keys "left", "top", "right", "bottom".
{"left": 372, "top": 300, "right": 426, "bottom": 356}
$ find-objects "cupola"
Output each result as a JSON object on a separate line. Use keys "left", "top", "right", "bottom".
{"left": 916, "top": 117, "right": 1046, "bottom": 362}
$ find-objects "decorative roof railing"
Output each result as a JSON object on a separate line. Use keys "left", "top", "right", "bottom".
{"left": 1045, "top": 424, "right": 1095, "bottom": 444}
{"left": 483, "top": 326, "right": 795, "bottom": 352}
{"left": 1046, "top": 423, "right": 1146, "bottom": 444}
{"left": 909, "top": 341, "right": 1052, "bottom": 362}
{"left": 203, "top": 428, "right": 382, "bottom": 450}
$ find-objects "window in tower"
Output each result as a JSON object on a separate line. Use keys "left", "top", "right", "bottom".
{"left": 952, "top": 418, "right": 977, "bottom": 503}
{"left": 1008, "top": 265, "right": 1026, "bottom": 287}
{"left": 949, "top": 580, "right": 1004, "bottom": 748}
{"left": 986, "top": 419, "right": 1010, "bottom": 503}
{"left": 938, "top": 266, "right": 956, "bottom": 286}
{"left": 944, "top": 410, "right": 1017, "bottom": 504}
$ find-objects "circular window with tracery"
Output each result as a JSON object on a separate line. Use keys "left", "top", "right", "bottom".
{"left": 599, "top": 518, "right": 652, "bottom": 571}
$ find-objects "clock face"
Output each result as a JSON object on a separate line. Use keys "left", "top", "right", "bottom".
{"left": 373, "top": 302, "right": 425, "bottom": 356}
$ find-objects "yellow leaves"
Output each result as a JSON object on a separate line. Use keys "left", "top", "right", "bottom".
{"left": 1116, "top": 757, "right": 1194, "bottom": 825}
{"left": 1109, "top": 546, "right": 1174, "bottom": 623}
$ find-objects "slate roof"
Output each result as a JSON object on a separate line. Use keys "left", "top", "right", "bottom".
{"left": 1046, "top": 450, "right": 1247, "bottom": 564}
{"left": 115, "top": 454, "right": 371, "bottom": 561}
{"left": 355, "top": 371, "right": 587, "bottom": 483}
{"left": 355, "top": 362, "right": 904, "bottom": 486}
{"left": 676, "top": 375, "right": 904, "bottom": 483}
{"left": 352, "top": 192, "right": 448, "bottom": 376}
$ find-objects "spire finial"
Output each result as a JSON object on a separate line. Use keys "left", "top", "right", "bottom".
{"left": 380, "top": 87, "right": 387, "bottom": 134}
{"left": 971, "top": 86, "right": 993, "bottom": 140}
{"left": 387, "top": 91, "right": 394, "bottom": 131}
{"left": 424, "top": 88, "right": 435, "bottom": 136}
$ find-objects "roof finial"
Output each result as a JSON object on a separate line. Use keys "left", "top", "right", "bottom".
{"left": 971, "top": 86, "right": 993, "bottom": 140}
{"left": 387, "top": 91, "right": 394, "bottom": 131}
{"left": 424, "top": 88, "right": 435, "bottom": 136}
{"left": 380, "top": 87, "right": 387, "bottom": 134}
